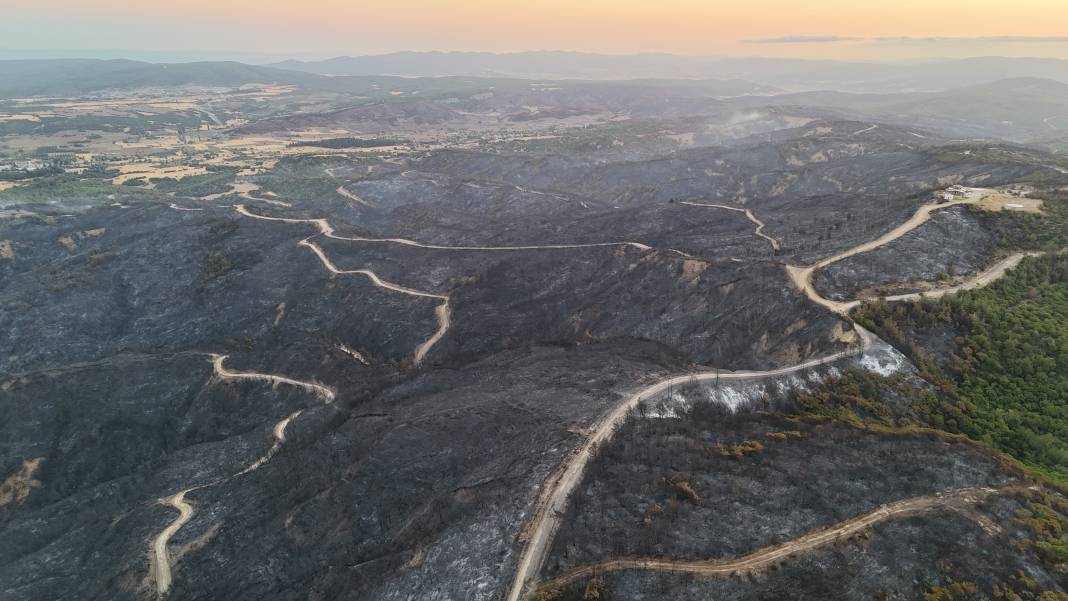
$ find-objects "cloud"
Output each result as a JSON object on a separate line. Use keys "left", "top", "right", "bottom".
{"left": 744, "top": 35, "right": 861, "bottom": 44}
{"left": 875, "top": 36, "right": 1068, "bottom": 44}
{"left": 746, "top": 34, "right": 1068, "bottom": 46}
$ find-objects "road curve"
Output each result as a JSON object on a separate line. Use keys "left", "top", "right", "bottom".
{"left": 785, "top": 195, "right": 985, "bottom": 315}
{"left": 679, "top": 201, "right": 781, "bottom": 251}
{"left": 508, "top": 187, "right": 1034, "bottom": 600}
{"left": 297, "top": 239, "right": 451, "bottom": 365}
{"left": 537, "top": 486, "right": 1006, "bottom": 590}
{"left": 235, "top": 204, "right": 452, "bottom": 363}
{"left": 841, "top": 252, "right": 1041, "bottom": 312}
{"left": 413, "top": 301, "right": 452, "bottom": 365}
{"left": 235, "top": 203, "right": 653, "bottom": 365}
{"left": 235, "top": 409, "right": 304, "bottom": 477}
{"left": 505, "top": 326, "right": 878, "bottom": 601}
{"left": 296, "top": 240, "right": 448, "bottom": 300}
{"left": 151, "top": 407, "right": 306, "bottom": 597}
{"left": 152, "top": 490, "right": 194, "bottom": 596}
{"left": 150, "top": 355, "right": 335, "bottom": 596}
{"left": 211, "top": 353, "right": 335, "bottom": 402}
{"left": 786, "top": 253, "right": 1036, "bottom": 316}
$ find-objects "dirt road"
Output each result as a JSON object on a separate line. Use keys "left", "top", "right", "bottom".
{"left": 504, "top": 326, "right": 878, "bottom": 601}
{"left": 508, "top": 187, "right": 1031, "bottom": 601}
{"left": 211, "top": 353, "right": 335, "bottom": 401}
{"left": 794, "top": 251, "right": 1038, "bottom": 315}
{"left": 235, "top": 409, "right": 304, "bottom": 477}
{"left": 537, "top": 486, "right": 1006, "bottom": 590}
{"left": 880, "top": 252, "right": 1040, "bottom": 303}
{"left": 336, "top": 185, "right": 374, "bottom": 206}
{"left": 151, "top": 408, "right": 305, "bottom": 597}
{"left": 236, "top": 203, "right": 651, "bottom": 252}
{"left": 679, "top": 201, "right": 781, "bottom": 251}
{"left": 297, "top": 239, "right": 449, "bottom": 301}
{"left": 235, "top": 203, "right": 655, "bottom": 365}
{"left": 786, "top": 190, "right": 1004, "bottom": 316}
{"left": 150, "top": 356, "right": 333, "bottom": 596}
{"left": 152, "top": 489, "right": 194, "bottom": 596}
{"left": 234, "top": 205, "right": 452, "bottom": 364}
{"left": 297, "top": 239, "right": 451, "bottom": 364}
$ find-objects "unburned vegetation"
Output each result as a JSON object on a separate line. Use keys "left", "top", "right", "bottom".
{"left": 855, "top": 254, "right": 1068, "bottom": 482}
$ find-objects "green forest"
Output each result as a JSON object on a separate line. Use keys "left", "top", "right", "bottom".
{"left": 854, "top": 254, "right": 1068, "bottom": 481}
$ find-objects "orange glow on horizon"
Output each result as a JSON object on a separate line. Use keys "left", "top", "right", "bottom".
{"left": 6, "top": 0, "right": 1068, "bottom": 59}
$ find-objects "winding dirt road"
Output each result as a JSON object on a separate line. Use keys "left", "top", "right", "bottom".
{"left": 505, "top": 326, "right": 878, "bottom": 601}
{"left": 825, "top": 251, "right": 1042, "bottom": 313}
{"left": 152, "top": 490, "right": 194, "bottom": 596}
{"left": 235, "top": 409, "right": 304, "bottom": 478}
{"left": 537, "top": 486, "right": 1007, "bottom": 590}
{"left": 234, "top": 203, "right": 656, "bottom": 364}
{"left": 236, "top": 203, "right": 651, "bottom": 252}
{"left": 786, "top": 191, "right": 1004, "bottom": 316}
{"left": 508, "top": 187, "right": 1038, "bottom": 601}
{"left": 295, "top": 240, "right": 449, "bottom": 301}
{"left": 297, "top": 239, "right": 451, "bottom": 365}
{"left": 679, "top": 201, "right": 781, "bottom": 251}
{"left": 228, "top": 185, "right": 1037, "bottom": 600}
{"left": 234, "top": 205, "right": 452, "bottom": 364}
{"left": 210, "top": 353, "right": 335, "bottom": 402}
{"left": 150, "top": 356, "right": 333, "bottom": 596}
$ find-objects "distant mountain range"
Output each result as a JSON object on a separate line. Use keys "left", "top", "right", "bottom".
{"left": 3, "top": 55, "right": 1068, "bottom": 148}
{"left": 0, "top": 59, "right": 324, "bottom": 97}
{"left": 0, "top": 58, "right": 776, "bottom": 99}
{"left": 728, "top": 77, "right": 1068, "bottom": 142}
{"left": 270, "top": 52, "right": 1068, "bottom": 93}
{"left": 4, "top": 53, "right": 1068, "bottom": 99}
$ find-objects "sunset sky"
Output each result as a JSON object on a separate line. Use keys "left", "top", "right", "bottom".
{"left": 4, "top": 0, "right": 1068, "bottom": 62}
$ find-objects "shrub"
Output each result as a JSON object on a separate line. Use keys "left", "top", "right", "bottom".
{"left": 716, "top": 440, "right": 765, "bottom": 459}
{"left": 583, "top": 578, "right": 606, "bottom": 601}
{"left": 665, "top": 479, "right": 699, "bottom": 503}
{"left": 203, "top": 252, "right": 234, "bottom": 280}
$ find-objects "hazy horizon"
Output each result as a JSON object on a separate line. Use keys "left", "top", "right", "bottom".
{"left": 6, "top": 0, "right": 1068, "bottom": 62}
{"left": 3, "top": 47, "right": 1068, "bottom": 67}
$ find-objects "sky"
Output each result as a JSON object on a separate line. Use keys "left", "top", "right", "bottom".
{"left": 4, "top": 0, "right": 1068, "bottom": 62}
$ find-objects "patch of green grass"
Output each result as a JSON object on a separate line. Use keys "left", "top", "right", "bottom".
{"left": 0, "top": 174, "right": 159, "bottom": 210}
{"left": 152, "top": 167, "right": 238, "bottom": 197}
